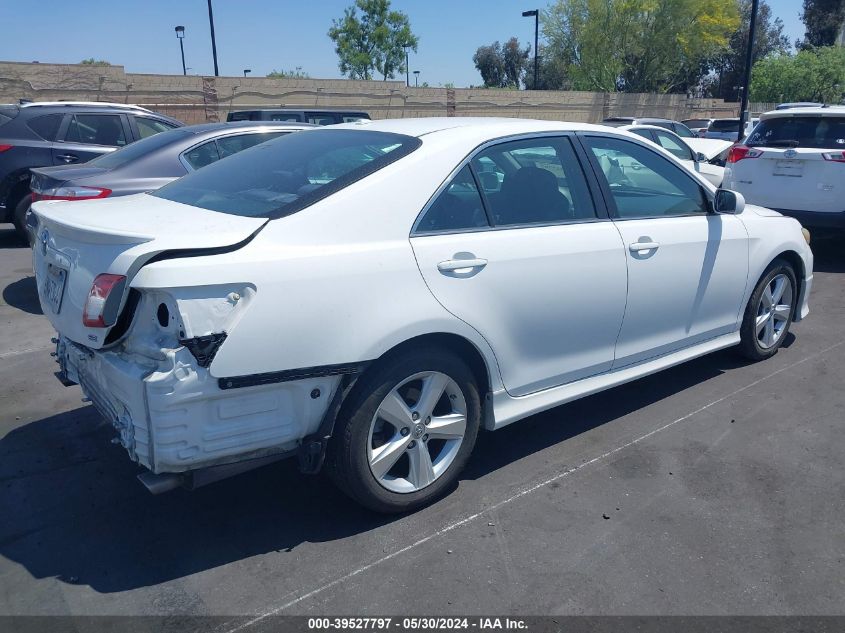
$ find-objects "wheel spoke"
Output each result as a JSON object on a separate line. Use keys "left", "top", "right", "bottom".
{"left": 377, "top": 389, "right": 415, "bottom": 429}
{"left": 771, "top": 276, "right": 787, "bottom": 305}
{"left": 761, "top": 284, "right": 774, "bottom": 310}
{"left": 414, "top": 373, "right": 449, "bottom": 420}
{"left": 763, "top": 317, "right": 775, "bottom": 347}
{"left": 370, "top": 433, "right": 411, "bottom": 479}
{"left": 772, "top": 304, "right": 791, "bottom": 321}
{"left": 426, "top": 413, "right": 466, "bottom": 441}
{"left": 407, "top": 442, "right": 436, "bottom": 489}
{"left": 755, "top": 312, "right": 770, "bottom": 335}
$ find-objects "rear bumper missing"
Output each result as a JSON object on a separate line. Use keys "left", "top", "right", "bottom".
{"left": 56, "top": 335, "right": 340, "bottom": 475}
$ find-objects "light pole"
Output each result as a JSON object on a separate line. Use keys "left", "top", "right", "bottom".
{"left": 243, "top": 69, "right": 251, "bottom": 77}
{"left": 404, "top": 45, "right": 410, "bottom": 88}
{"left": 207, "top": 0, "right": 220, "bottom": 77}
{"left": 175, "top": 26, "right": 186, "bottom": 76}
{"left": 522, "top": 9, "right": 539, "bottom": 89}
{"left": 737, "top": 0, "right": 759, "bottom": 142}
{"left": 413, "top": 70, "right": 420, "bottom": 87}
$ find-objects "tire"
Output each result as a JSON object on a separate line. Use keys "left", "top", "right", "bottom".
{"left": 738, "top": 258, "right": 798, "bottom": 361}
{"left": 327, "top": 348, "right": 481, "bottom": 513}
{"left": 12, "top": 193, "right": 33, "bottom": 246}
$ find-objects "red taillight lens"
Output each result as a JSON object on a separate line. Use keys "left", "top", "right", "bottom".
{"left": 0, "top": 144, "right": 13, "bottom": 152}
{"left": 34, "top": 186, "right": 112, "bottom": 201}
{"left": 83, "top": 273, "right": 127, "bottom": 328}
{"left": 727, "top": 145, "right": 763, "bottom": 164}
{"left": 822, "top": 151, "right": 845, "bottom": 163}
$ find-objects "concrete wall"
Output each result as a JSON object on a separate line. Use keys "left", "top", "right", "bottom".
{"left": 0, "top": 60, "right": 754, "bottom": 125}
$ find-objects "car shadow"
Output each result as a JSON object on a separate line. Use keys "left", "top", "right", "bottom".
{"left": 3, "top": 275, "right": 42, "bottom": 315}
{"left": 0, "top": 347, "right": 750, "bottom": 594}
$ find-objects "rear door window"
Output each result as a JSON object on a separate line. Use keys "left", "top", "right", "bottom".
{"left": 416, "top": 165, "right": 488, "bottom": 233}
{"left": 216, "top": 131, "right": 290, "bottom": 158}
{"left": 653, "top": 130, "right": 694, "bottom": 161}
{"left": 135, "top": 116, "right": 176, "bottom": 139}
{"left": 64, "top": 114, "right": 127, "bottom": 146}
{"left": 746, "top": 116, "right": 845, "bottom": 149}
{"left": 181, "top": 140, "right": 220, "bottom": 169}
{"left": 27, "top": 114, "right": 64, "bottom": 141}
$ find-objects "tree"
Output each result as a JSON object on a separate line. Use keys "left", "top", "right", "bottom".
{"left": 751, "top": 46, "right": 845, "bottom": 103}
{"left": 799, "top": 0, "right": 845, "bottom": 48}
{"left": 328, "top": 0, "right": 418, "bottom": 81}
{"left": 267, "top": 67, "right": 310, "bottom": 79}
{"left": 80, "top": 58, "right": 110, "bottom": 66}
{"left": 472, "top": 37, "right": 530, "bottom": 88}
{"left": 542, "top": 0, "right": 739, "bottom": 93}
{"left": 707, "top": 0, "right": 790, "bottom": 101}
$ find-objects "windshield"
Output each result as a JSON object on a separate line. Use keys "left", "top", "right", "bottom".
{"left": 153, "top": 128, "right": 421, "bottom": 218}
{"left": 89, "top": 127, "right": 192, "bottom": 169}
{"left": 710, "top": 119, "right": 739, "bottom": 132}
{"left": 746, "top": 116, "right": 845, "bottom": 149}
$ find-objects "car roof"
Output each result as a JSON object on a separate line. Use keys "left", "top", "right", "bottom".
{"left": 619, "top": 124, "right": 678, "bottom": 134}
{"left": 331, "top": 117, "right": 615, "bottom": 139}
{"left": 761, "top": 106, "right": 845, "bottom": 120}
{"left": 182, "top": 121, "right": 317, "bottom": 134}
{"left": 231, "top": 108, "right": 369, "bottom": 113}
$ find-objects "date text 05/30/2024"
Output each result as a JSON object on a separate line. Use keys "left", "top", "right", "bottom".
{"left": 307, "top": 617, "right": 528, "bottom": 630}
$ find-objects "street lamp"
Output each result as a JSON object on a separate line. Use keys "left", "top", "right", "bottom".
{"left": 243, "top": 69, "right": 251, "bottom": 77}
{"left": 522, "top": 9, "right": 539, "bottom": 89}
{"left": 413, "top": 70, "right": 420, "bottom": 87}
{"left": 404, "top": 45, "right": 411, "bottom": 88}
{"left": 737, "top": 0, "right": 760, "bottom": 142}
{"left": 174, "top": 25, "right": 186, "bottom": 76}
{"left": 207, "top": 0, "right": 220, "bottom": 77}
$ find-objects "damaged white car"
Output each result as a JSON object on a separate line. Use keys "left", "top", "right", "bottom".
{"left": 32, "top": 118, "right": 812, "bottom": 513}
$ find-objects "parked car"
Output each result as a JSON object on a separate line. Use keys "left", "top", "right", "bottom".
{"left": 704, "top": 117, "right": 758, "bottom": 141}
{"left": 618, "top": 124, "right": 731, "bottom": 186}
{"left": 681, "top": 118, "right": 714, "bottom": 137}
{"left": 31, "top": 118, "right": 812, "bottom": 513}
{"left": 0, "top": 101, "right": 182, "bottom": 240}
{"left": 723, "top": 106, "right": 845, "bottom": 229}
{"left": 227, "top": 109, "right": 370, "bottom": 125}
{"left": 602, "top": 117, "right": 696, "bottom": 138}
{"left": 775, "top": 102, "right": 823, "bottom": 110}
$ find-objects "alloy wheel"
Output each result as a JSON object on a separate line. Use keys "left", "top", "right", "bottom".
{"left": 755, "top": 273, "right": 792, "bottom": 349}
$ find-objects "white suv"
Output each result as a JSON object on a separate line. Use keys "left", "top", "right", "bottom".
{"left": 724, "top": 107, "right": 845, "bottom": 229}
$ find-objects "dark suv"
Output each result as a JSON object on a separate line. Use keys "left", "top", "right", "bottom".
{"left": 0, "top": 101, "right": 182, "bottom": 239}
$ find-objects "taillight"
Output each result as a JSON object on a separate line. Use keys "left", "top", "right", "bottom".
{"left": 822, "top": 151, "right": 845, "bottom": 163}
{"left": 32, "top": 186, "right": 111, "bottom": 202}
{"left": 83, "top": 273, "right": 127, "bottom": 328}
{"left": 0, "top": 144, "right": 13, "bottom": 152}
{"left": 726, "top": 145, "right": 763, "bottom": 164}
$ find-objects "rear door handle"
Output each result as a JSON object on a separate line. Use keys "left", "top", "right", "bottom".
{"left": 437, "top": 258, "right": 488, "bottom": 272}
{"left": 629, "top": 241, "right": 660, "bottom": 252}
{"left": 56, "top": 154, "right": 79, "bottom": 163}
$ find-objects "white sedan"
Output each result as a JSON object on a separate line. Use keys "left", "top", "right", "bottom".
{"left": 31, "top": 118, "right": 813, "bottom": 513}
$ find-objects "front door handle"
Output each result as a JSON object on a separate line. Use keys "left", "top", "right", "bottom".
{"left": 437, "top": 258, "right": 488, "bottom": 272}
{"left": 56, "top": 154, "right": 79, "bottom": 163}
{"left": 629, "top": 241, "right": 660, "bottom": 252}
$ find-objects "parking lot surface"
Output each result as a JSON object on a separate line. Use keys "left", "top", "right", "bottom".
{"left": 1, "top": 224, "right": 843, "bottom": 621}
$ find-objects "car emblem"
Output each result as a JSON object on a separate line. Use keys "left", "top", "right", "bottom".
{"left": 39, "top": 229, "right": 49, "bottom": 255}
{"left": 784, "top": 149, "right": 797, "bottom": 159}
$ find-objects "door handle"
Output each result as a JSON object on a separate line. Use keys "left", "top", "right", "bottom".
{"left": 56, "top": 154, "right": 79, "bottom": 163}
{"left": 437, "top": 258, "right": 487, "bottom": 272}
{"left": 629, "top": 241, "right": 660, "bottom": 252}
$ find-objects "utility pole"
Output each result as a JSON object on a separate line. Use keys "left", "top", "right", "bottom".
{"left": 207, "top": 0, "right": 220, "bottom": 77}
{"left": 738, "top": 0, "right": 759, "bottom": 141}
{"left": 522, "top": 9, "right": 539, "bottom": 89}
{"left": 404, "top": 46, "right": 410, "bottom": 87}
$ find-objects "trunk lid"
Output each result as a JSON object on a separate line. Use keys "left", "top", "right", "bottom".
{"left": 31, "top": 193, "right": 266, "bottom": 348}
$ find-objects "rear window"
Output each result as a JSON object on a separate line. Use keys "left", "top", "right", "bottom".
{"left": 26, "top": 113, "right": 63, "bottom": 140}
{"left": 709, "top": 119, "right": 739, "bottom": 132}
{"left": 746, "top": 115, "right": 845, "bottom": 149}
{"left": 153, "top": 129, "right": 421, "bottom": 218}
{"left": 88, "top": 127, "right": 191, "bottom": 169}
{"left": 683, "top": 119, "right": 711, "bottom": 128}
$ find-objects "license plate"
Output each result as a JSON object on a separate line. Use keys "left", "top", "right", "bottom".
{"left": 773, "top": 160, "right": 804, "bottom": 177}
{"left": 42, "top": 265, "right": 67, "bottom": 314}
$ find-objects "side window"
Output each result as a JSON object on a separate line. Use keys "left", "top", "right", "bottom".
{"left": 673, "top": 123, "right": 695, "bottom": 138}
{"left": 470, "top": 137, "right": 595, "bottom": 226}
{"left": 135, "top": 117, "right": 174, "bottom": 139}
{"left": 182, "top": 140, "right": 220, "bottom": 170}
{"left": 585, "top": 136, "right": 709, "bottom": 219}
{"left": 630, "top": 128, "right": 654, "bottom": 141}
{"left": 307, "top": 114, "right": 338, "bottom": 126}
{"left": 416, "top": 165, "right": 488, "bottom": 233}
{"left": 64, "top": 114, "right": 126, "bottom": 146}
{"left": 216, "top": 132, "right": 288, "bottom": 158}
{"left": 270, "top": 114, "right": 301, "bottom": 122}
{"left": 26, "top": 114, "right": 63, "bottom": 141}
{"left": 653, "top": 131, "right": 694, "bottom": 161}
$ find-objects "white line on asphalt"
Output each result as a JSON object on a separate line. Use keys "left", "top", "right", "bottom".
{"left": 225, "top": 339, "right": 845, "bottom": 631}
{"left": 0, "top": 345, "right": 52, "bottom": 360}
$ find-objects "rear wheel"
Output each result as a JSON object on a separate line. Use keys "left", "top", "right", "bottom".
{"left": 738, "top": 259, "right": 797, "bottom": 361}
{"left": 12, "top": 193, "right": 33, "bottom": 246}
{"left": 328, "top": 349, "right": 481, "bottom": 513}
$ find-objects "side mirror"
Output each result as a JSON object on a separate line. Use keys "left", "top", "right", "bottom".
{"left": 695, "top": 151, "right": 708, "bottom": 163}
{"left": 714, "top": 188, "right": 745, "bottom": 215}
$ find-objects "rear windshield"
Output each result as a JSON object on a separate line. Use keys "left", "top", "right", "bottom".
{"left": 709, "top": 119, "right": 739, "bottom": 132}
{"left": 152, "top": 128, "right": 421, "bottom": 218}
{"left": 746, "top": 115, "right": 845, "bottom": 149}
{"left": 89, "top": 127, "right": 192, "bottom": 169}
{"left": 683, "top": 119, "right": 711, "bottom": 128}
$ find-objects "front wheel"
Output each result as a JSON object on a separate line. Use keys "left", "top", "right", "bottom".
{"left": 738, "top": 259, "right": 797, "bottom": 361}
{"left": 328, "top": 349, "right": 481, "bottom": 513}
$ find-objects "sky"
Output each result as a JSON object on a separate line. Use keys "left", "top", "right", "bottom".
{"left": 2, "top": 0, "right": 807, "bottom": 87}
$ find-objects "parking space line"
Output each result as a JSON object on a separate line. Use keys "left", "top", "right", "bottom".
{"left": 231, "top": 339, "right": 841, "bottom": 630}
{"left": 0, "top": 345, "right": 52, "bottom": 360}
